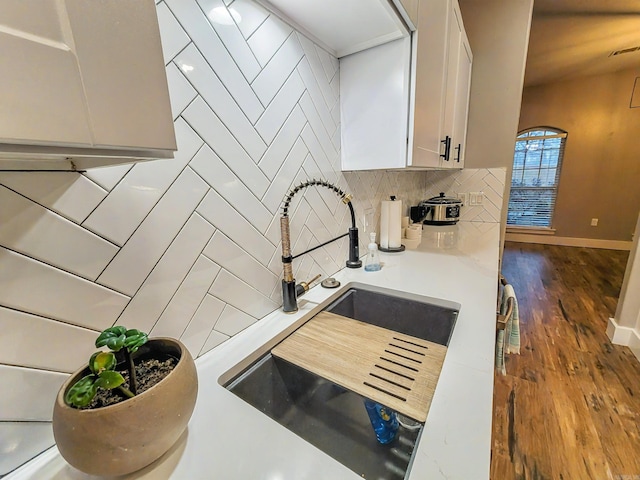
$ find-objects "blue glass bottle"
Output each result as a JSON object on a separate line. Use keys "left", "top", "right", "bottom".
{"left": 364, "top": 399, "right": 399, "bottom": 444}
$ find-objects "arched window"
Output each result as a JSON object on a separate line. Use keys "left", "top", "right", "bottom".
{"left": 507, "top": 127, "right": 567, "bottom": 228}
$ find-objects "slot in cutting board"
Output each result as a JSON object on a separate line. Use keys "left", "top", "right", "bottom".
{"left": 271, "top": 311, "right": 447, "bottom": 422}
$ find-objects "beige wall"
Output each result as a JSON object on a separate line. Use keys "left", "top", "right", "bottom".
{"left": 458, "top": 0, "right": 533, "bottom": 253}
{"left": 519, "top": 68, "right": 640, "bottom": 241}
{"left": 459, "top": 0, "right": 533, "bottom": 170}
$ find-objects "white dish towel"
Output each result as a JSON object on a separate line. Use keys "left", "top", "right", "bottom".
{"left": 496, "top": 284, "right": 520, "bottom": 375}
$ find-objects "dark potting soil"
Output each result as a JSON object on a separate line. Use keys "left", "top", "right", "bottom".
{"left": 83, "top": 357, "right": 177, "bottom": 409}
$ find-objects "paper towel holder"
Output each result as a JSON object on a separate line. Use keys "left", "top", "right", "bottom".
{"left": 379, "top": 196, "right": 405, "bottom": 252}
{"left": 379, "top": 244, "right": 405, "bottom": 253}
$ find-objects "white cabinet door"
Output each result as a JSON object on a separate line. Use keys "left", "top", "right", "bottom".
{"left": 452, "top": 34, "right": 472, "bottom": 167}
{"left": 439, "top": 0, "right": 471, "bottom": 168}
{"left": 0, "top": 0, "right": 176, "bottom": 170}
{"left": 409, "top": 0, "right": 450, "bottom": 168}
{"left": 0, "top": 2, "right": 92, "bottom": 147}
{"left": 411, "top": 0, "right": 471, "bottom": 170}
{"left": 65, "top": 0, "right": 175, "bottom": 152}
{"left": 339, "top": 0, "right": 472, "bottom": 172}
{"left": 439, "top": 0, "right": 462, "bottom": 168}
{"left": 341, "top": 37, "right": 411, "bottom": 171}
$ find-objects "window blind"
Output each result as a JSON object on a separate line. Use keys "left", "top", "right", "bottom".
{"left": 507, "top": 129, "right": 567, "bottom": 228}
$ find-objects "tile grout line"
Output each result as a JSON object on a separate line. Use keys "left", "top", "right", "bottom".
{"left": 91, "top": 145, "right": 206, "bottom": 286}
{"left": 193, "top": 0, "right": 262, "bottom": 85}
{"left": 257, "top": 110, "right": 307, "bottom": 182}
{"left": 165, "top": 0, "right": 265, "bottom": 122}
{"left": 97, "top": 164, "right": 209, "bottom": 301}
{"left": 0, "top": 244, "right": 126, "bottom": 292}
{"left": 0, "top": 301, "right": 110, "bottom": 336}
{"left": 253, "top": 68, "right": 307, "bottom": 151}
{"left": 146, "top": 221, "right": 219, "bottom": 337}
{"left": 0, "top": 361, "right": 78, "bottom": 376}
{"left": 207, "top": 269, "right": 275, "bottom": 323}
{"left": 188, "top": 165, "right": 278, "bottom": 255}
{"left": 110, "top": 194, "right": 213, "bottom": 328}
{"left": 0, "top": 182, "right": 111, "bottom": 239}
{"left": 199, "top": 230, "right": 278, "bottom": 289}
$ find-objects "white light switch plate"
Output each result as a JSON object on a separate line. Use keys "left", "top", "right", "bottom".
{"left": 469, "top": 192, "right": 484, "bottom": 206}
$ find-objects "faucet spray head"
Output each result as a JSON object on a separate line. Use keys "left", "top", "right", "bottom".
{"left": 280, "top": 179, "right": 362, "bottom": 312}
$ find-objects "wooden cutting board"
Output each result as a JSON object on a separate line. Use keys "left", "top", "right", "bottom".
{"left": 271, "top": 311, "right": 447, "bottom": 422}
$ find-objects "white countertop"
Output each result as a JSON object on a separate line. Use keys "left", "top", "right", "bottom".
{"left": 10, "top": 221, "right": 500, "bottom": 480}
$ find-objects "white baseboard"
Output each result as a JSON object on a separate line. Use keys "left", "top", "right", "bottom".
{"left": 608, "top": 317, "right": 640, "bottom": 362}
{"left": 505, "top": 233, "right": 632, "bottom": 251}
{"left": 630, "top": 329, "right": 640, "bottom": 362}
{"left": 607, "top": 317, "right": 631, "bottom": 343}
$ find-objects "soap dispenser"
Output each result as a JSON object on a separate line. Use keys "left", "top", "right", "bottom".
{"left": 364, "top": 232, "right": 381, "bottom": 271}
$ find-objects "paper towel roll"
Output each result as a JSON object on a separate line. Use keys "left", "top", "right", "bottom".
{"left": 401, "top": 216, "right": 410, "bottom": 228}
{"left": 388, "top": 200, "right": 402, "bottom": 248}
{"left": 380, "top": 201, "right": 390, "bottom": 249}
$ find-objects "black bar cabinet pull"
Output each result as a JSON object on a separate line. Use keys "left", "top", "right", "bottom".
{"left": 440, "top": 136, "right": 451, "bottom": 161}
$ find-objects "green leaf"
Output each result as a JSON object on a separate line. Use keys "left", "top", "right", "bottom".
{"left": 65, "top": 375, "right": 98, "bottom": 408}
{"left": 89, "top": 351, "right": 117, "bottom": 375}
{"left": 95, "top": 371, "right": 125, "bottom": 390}
{"left": 96, "top": 326, "right": 127, "bottom": 351}
{"left": 123, "top": 329, "right": 148, "bottom": 353}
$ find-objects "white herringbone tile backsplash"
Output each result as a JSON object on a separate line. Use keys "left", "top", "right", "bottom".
{"left": 0, "top": 0, "right": 504, "bottom": 472}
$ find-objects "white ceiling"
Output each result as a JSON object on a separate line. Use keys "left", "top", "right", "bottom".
{"left": 524, "top": 0, "right": 640, "bottom": 86}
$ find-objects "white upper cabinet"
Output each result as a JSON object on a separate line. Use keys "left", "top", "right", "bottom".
{"left": 452, "top": 22, "right": 473, "bottom": 166}
{"left": 410, "top": 0, "right": 450, "bottom": 168}
{"left": 259, "top": 0, "right": 409, "bottom": 58}
{"left": 341, "top": 0, "right": 472, "bottom": 171}
{"left": 0, "top": 0, "right": 176, "bottom": 171}
{"left": 438, "top": 1, "right": 472, "bottom": 168}
{"left": 340, "top": 37, "right": 412, "bottom": 170}
{"left": 391, "top": 0, "right": 419, "bottom": 30}
{"left": 409, "top": 0, "right": 472, "bottom": 169}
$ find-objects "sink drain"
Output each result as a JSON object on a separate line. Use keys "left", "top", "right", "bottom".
{"left": 321, "top": 277, "right": 340, "bottom": 288}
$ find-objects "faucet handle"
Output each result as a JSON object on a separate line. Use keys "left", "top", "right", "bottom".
{"left": 295, "top": 274, "right": 321, "bottom": 297}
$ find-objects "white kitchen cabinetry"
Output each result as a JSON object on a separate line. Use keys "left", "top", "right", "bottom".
{"left": 341, "top": 0, "right": 472, "bottom": 171}
{"left": 259, "top": 0, "right": 409, "bottom": 58}
{"left": 441, "top": 1, "right": 472, "bottom": 167}
{"left": 392, "top": 0, "right": 419, "bottom": 29}
{"left": 0, "top": 0, "right": 176, "bottom": 171}
{"left": 340, "top": 37, "right": 412, "bottom": 170}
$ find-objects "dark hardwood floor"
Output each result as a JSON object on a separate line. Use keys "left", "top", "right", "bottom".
{"left": 491, "top": 242, "right": 640, "bottom": 480}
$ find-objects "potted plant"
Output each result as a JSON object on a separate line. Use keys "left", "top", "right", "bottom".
{"left": 52, "top": 326, "right": 198, "bottom": 477}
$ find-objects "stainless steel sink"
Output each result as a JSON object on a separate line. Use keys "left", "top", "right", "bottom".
{"left": 226, "top": 354, "right": 421, "bottom": 479}
{"left": 325, "top": 283, "right": 460, "bottom": 346}
{"left": 222, "top": 283, "right": 460, "bottom": 479}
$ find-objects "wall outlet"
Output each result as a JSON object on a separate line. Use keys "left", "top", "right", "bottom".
{"left": 456, "top": 192, "right": 468, "bottom": 206}
{"left": 469, "top": 192, "right": 484, "bottom": 206}
{"left": 591, "top": 218, "right": 598, "bottom": 227}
